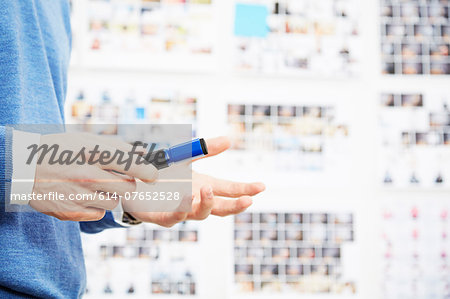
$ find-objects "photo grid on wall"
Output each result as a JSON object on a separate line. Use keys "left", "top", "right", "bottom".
{"left": 226, "top": 102, "right": 352, "bottom": 187}
{"left": 83, "top": 222, "right": 200, "bottom": 297}
{"left": 380, "top": 0, "right": 449, "bottom": 75}
{"left": 233, "top": 0, "right": 362, "bottom": 77}
{"left": 66, "top": 86, "right": 198, "bottom": 137}
{"left": 378, "top": 92, "right": 450, "bottom": 188}
{"left": 67, "top": 0, "right": 217, "bottom": 70}
{"left": 233, "top": 212, "right": 356, "bottom": 294}
{"left": 86, "top": 0, "right": 214, "bottom": 55}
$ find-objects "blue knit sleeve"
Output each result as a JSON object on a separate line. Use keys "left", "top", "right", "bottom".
{"left": 0, "top": 126, "right": 13, "bottom": 206}
{"left": 79, "top": 211, "right": 124, "bottom": 234}
{"left": 2, "top": 125, "right": 124, "bottom": 232}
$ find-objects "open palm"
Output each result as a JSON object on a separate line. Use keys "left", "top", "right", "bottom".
{"left": 129, "top": 137, "right": 265, "bottom": 227}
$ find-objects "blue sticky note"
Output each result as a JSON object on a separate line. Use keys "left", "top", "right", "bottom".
{"left": 234, "top": 3, "right": 269, "bottom": 38}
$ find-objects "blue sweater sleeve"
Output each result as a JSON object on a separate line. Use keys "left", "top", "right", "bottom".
{"left": 2, "top": 125, "right": 123, "bottom": 233}
{"left": 79, "top": 211, "right": 124, "bottom": 234}
{"left": 0, "top": 126, "right": 13, "bottom": 204}
{"left": 0, "top": 126, "right": 6, "bottom": 195}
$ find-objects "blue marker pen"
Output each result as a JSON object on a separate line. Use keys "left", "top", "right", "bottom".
{"left": 145, "top": 138, "right": 208, "bottom": 170}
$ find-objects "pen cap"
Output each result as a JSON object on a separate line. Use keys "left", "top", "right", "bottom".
{"left": 166, "top": 138, "right": 208, "bottom": 164}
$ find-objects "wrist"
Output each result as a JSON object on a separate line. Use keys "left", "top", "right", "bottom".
{"left": 112, "top": 201, "right": 142, "bottom": 226}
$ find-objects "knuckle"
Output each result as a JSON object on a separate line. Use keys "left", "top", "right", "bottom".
{"left": 174, "top": 213, "right": 186, "bottom": 222}
{"left": 246, "top": 185, "right": 257, "bottom": 196}
{"left": 143, "top": 164, "right": 159, "bottom": 181}
{"left": 92, "top": 210, "right": 106, "bottom": 221}
{"left": 147, "top": 171, "right": 158, "bottom": 182}
{"left": 197, "top": 214, "right": 208, "bottom": 220}
{"left": 126, "top": 181, "right": 137, "bottom": 193}
{"left": 233, "top": 183, "right": 243, "bottom": 195}
{"left": 109, "top": 199, "right": 120, "bottom": 210}
{"left": 234, "top": 201, "right": 245, "bottom": 213}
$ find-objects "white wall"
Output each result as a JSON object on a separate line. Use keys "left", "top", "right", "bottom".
{"left": 68, "top": 0, "right": 450, "bottom": 298}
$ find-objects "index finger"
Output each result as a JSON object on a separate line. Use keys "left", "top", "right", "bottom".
{"left": 211, "top": 178, "right": 266, "bottom": 198}
{"left": 191, "top": 136, "right": 231, "bottom": 163}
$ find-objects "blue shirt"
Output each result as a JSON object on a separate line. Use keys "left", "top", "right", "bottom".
{"left": 0, "top": 1, "right": 121, "bottom": 298}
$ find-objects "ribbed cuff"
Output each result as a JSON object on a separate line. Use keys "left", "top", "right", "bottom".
{"left": 1, "top": 126, "right": 13, "bottom": 208}
{"left": 9, "top": 130, "right": 41, "bottom": 205}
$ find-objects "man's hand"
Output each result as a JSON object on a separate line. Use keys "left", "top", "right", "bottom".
{"left": 129, "top": 137, "right": 265, "bottom": 227}
{"left": 30, "top": 133, "right": 157, "bottom": 221}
